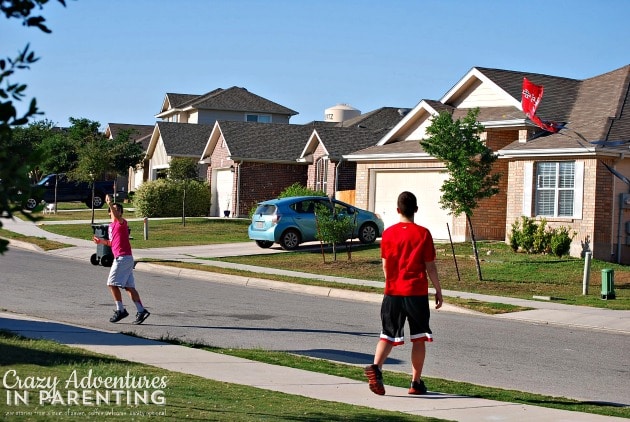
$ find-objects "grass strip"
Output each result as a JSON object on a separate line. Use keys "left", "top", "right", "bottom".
{"left": 0, "top": 331, "right": 442, "bottom": 422}
{"left": 198, "top": 345, "right": 629, "bottom": 419}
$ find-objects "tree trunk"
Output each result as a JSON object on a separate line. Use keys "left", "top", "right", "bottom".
{"left": 182, "top": 185, "right": 186, "bottom": 227}
{"left": 466, "top": 214, "right": 483, "bottom": 281}
{"left": 90, "top": 183, "right": 95, "bottom": 225}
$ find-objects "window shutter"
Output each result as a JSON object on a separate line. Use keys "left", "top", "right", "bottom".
{"left": 573, "top": 161, "right": 584, "bottom": 219}
{"left": 522, "top": 162, "right": 533, "bottom": 217}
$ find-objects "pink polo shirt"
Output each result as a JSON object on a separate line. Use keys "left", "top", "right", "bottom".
{"left": 108, "top": 219, "right": 132, "bottom": 257}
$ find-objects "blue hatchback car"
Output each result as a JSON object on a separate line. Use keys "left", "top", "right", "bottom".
{"left": 248, "top": 196, "right": 384, "bottom": 250}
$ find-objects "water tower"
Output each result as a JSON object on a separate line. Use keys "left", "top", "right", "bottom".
{"left": 324, "top": 104, "right": 361, "bottom": 123}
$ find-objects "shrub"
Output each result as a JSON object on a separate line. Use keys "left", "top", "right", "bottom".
{"left": 509, "top": 216, "right": 575, "bottom": 257}
{"left": 278, "top": 183, "right": 326, "bottom": 198}
{"left": 549, "top": 226, "right": 575, "bottom": 257}
{"left": 533, "top": 219, "right": 551, "bottom": 254}
{"left": 510, "top": 216, "right": 538, "bottom": 253}
{"left": 132, "top": 179, "right": 211, "bottom": 217}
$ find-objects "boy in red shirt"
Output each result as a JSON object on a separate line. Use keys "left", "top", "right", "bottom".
{"left": 93, "top": 195, "right": 150, "bottom": 325}
{"left": 365, "top": 191, "right": 443, "bottom": 395}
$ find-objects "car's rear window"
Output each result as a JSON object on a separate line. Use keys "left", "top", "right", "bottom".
{"left": 253, "top": 204, "right": 277, "bottom": 216}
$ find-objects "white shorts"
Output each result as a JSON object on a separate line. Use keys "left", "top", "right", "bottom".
{"left": 107, "top": 255, "right": 135, "bottom": 288}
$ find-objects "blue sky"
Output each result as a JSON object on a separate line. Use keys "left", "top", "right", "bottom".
{"left": 3, "top": 0, "right": 629, "bottom": 129}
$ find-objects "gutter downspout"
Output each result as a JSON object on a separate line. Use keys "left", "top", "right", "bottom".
{"left": 615, "top": 154, "right": 627, "bottom": 263}
{"left": 334, "top": 157, "right": 344, "bottom": 200}
{"left": 236, "top": 162, "right": 241, "bottom": 217}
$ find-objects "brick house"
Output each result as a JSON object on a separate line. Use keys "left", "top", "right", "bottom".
{"left": 144, "top": 87, "right": 298, "bottom": 186}
{"left": 345, "top": 64, "right": 630, "bottom": 264}
{"left": 299, "top": 107, "right": 406, "bottom": 202}
{"left": 199, "top": 121, "right": 315, "bottom": 217}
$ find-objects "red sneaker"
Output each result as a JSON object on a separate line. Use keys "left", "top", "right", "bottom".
{"left": 364, "top": 364, "right": 385, "bottom": 395}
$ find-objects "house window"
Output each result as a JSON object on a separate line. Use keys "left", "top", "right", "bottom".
{"left": 535, "top": 161, "right": 575, "bottom": 217}
{"left": 315, "top": 158, "right": 328, "bottom": 192}
{"left": 246, "top": 114, "right": 272, "bottom": 123}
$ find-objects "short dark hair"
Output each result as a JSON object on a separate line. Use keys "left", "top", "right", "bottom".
{"left": 110, "top": 203, "right": 123, "bottom": 215}
{"left": 397, "top": 191, "right": 417, "bottom": 218}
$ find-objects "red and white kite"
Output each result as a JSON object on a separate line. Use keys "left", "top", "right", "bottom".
{"left": 521, "top": 78, "right": 564, "bottom": 133}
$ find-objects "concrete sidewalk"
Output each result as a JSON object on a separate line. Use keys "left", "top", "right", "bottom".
{"left": 0, "top": 311, "right": 625, "bottom": 422}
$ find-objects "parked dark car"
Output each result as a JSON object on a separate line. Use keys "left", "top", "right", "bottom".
{"left": 25, "top": 174, "right": 117, "bottom": 210}
{"left": 248, "top": 196, "right": 384, "bottom": 250}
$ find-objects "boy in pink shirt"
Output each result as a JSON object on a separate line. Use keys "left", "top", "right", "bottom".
{"left": 93, "top": 195, "right": 150, "bottom": 324}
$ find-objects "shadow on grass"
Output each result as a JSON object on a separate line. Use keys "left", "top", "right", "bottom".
{"left": 0, "top": 330, "right": 124, "bottom": 367}
{"left": 289, "top": 348, "right": 403, "bottom": 365}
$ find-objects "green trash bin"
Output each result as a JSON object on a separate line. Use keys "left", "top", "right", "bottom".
{"left": 601, "top": 269, "right": 615, "bottom": 300}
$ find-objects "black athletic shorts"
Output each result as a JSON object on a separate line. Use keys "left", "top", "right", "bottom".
{"left": 379, "top": 295, "right": 433, "bottom": 345}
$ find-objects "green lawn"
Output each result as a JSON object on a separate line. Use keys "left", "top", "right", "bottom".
{"left": 34, "top": 217, "right": 251, "bottom": 248}
{"left": 211, "top": 241, "right": 629, "bottom": 310}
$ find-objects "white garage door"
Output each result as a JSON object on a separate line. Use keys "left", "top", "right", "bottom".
{"left": 212, "top": 169, "right": 233, "bottom": 217}
{"left": 373, "top": 170, "right": 452, "bottom": 240}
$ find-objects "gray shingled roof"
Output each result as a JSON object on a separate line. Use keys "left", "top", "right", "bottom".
{"left": 334, "top": 107, "right": 406, "bottom": 130}
{"left": 424, "top": 100, "right": 453, "bottom": 114}
{"left": 312, "top": 127, "right": 386, "bottom": 157}
{"left": 165, "top": 93, "right": 201, "bottom": 109}
{"left": 351, "top": 140, "right": 426, "bottom": 156}
{"left": 107, "top": 123, "right": 154, "bottom": 140}
{"left": 476, "top": 67, "right": 581, "bottom": 123}
{"left": 452, "top": 106, "right": 523, "bottom": 122}
{"left": 217, "top": 121, "right": 313, "bottom": 162}
{"left": 177, "top": 87, "right": 298, "bottom": 116}
{"left": 497, "top": 64, "right": 630, "bottom": 152}
{"left": 107, "top": 123, "right": 154, "bottom": 150}
{"left": 157, "top": 122, "right": 214, "bottom": 157}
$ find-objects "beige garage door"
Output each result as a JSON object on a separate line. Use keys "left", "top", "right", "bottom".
{"left": 373, "top": 170, "right": 452, "bottom": 240}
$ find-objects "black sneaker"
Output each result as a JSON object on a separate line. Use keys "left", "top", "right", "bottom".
{"left": 364, "top": 364, "right": 385, "bottom": 395}
{"left": 132, "top": 310, "right": 150, "bottom": 325}
{"left": 109, "top": 309, "right": 129, "bottom": 323}
{"left": 408, "top": 379, "right": 428, "bottom": 395}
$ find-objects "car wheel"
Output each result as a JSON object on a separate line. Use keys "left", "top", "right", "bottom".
{"left": 91, "top": 195, "right": 105, "bottom": 209}
{"left": 90, "top": 253, "right": 100, "bottom": 266}
{"left": 100, "top": 254, "right": 114, "bottom": 267}
{"left": 25, "top": 198, "right": 38, "bottom": 210}
{"left": 279, "top": 229, "right": 300, "bottom": 250}
{"left": 358, "top": 223, "right": 378, "bottom": 244}
{"left": 255, "top": 240, "right": 274, "bottom": 248}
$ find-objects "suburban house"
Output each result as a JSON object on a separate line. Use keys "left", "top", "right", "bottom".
{"left": 104, "top": 123, "right": 154, "bottom": 193}
{"left": 144, "top": 86, "right": 299, "bottom": 186}
{"left": 146, "top": 121, "right": 215, "bottom": 180}
{"left": 197, "top": 107, "right": 408, "bottom": 217}
{"left": 200, "top": 121, "right": 315, "bottom": 216}
{"left": 300, "top": 107, "right": 408, "bottom": 204}
{"left": 154, "top": 86, "right": 298, "bottom": 124}
{"left": 345, "top": 64, "right": 630, "bottom": 264}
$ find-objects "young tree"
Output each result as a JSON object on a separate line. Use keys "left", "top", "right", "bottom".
{"left": 420, "top": 109, "right": 500, "bottom": 281}
{"left": 0, "top": 0, "right": 66, "bottom": 254}
{"left": 68, "top": 118, "right": 144, "bottom": 223}
{"left": 314, "top": 201, "right": 355, "bottom": 262}
{"left": 168, "top": 157, "right": 200, "bottom": 226}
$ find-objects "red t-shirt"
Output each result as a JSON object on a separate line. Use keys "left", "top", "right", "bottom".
{"left": 108, "top": 219, "right": 132, "bottom": 257}
{"left": 380, "top": 222, "right": 436, "bottom": 296}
